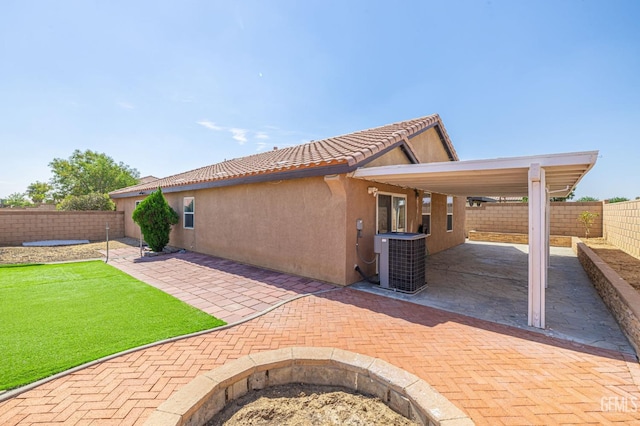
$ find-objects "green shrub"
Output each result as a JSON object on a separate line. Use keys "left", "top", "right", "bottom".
{"left": 607, "top": 197, "right": 630, "bottom": 204}
{"left": 132, "top": 188, "right": 179, "bottom": 252}
{"left": 57, "top": 193, "right": 115, "bottom": 211}
{"left": 2, "top": 192, "right": 32, "bottom": 208}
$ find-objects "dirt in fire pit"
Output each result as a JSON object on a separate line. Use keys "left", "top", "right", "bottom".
{"left": 206, "top": 384, "right": 418, "bottom": 426}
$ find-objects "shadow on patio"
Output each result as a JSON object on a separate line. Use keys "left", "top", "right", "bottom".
{"left": 350, "top": 240, "right": 634, "bottom": 357}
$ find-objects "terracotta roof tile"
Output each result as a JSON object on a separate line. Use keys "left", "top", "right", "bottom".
{"left": 110, "top": 114, "right": 457, "bottom": 196}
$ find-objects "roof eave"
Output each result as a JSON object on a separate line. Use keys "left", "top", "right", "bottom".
{"left": 110, "top": 162, "right": 357, "bottom": 198}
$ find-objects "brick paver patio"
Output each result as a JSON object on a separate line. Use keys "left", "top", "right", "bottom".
{"left": 1, "top": 250, "right": 639, "bottom": 425}
{"left": 105, "top": 247, "right": 335, "bottom": 324}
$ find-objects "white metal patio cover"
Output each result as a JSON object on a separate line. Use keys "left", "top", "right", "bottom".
{"left": 352, "top": 150, "right": 599, "bottom": 329}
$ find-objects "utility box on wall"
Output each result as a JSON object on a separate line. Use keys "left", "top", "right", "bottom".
{"left": 374, "top": 232, "right": 427, "bottom": 293}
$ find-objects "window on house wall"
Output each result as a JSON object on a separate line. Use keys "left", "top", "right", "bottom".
{"left": 184, "top": 197, "right": 194, "bottom": 229}
{"left": 446, "top": 196, "right": 454, "bottom": 232}
{"left": 422, "top": 193, "right": 431, "bottom": 235}
{"left": 377, "top": 193, "right": 407, "bottom": 233}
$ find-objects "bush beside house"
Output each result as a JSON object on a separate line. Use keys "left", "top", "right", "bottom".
{"left": 132, "top": 188, "right": 179, "bottom": 252}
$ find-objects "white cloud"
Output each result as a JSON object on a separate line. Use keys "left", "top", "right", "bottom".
{"left": 197, "top": 120, "right": 223, "bottom": 131}
{"left": 256, "top": 142, "right": 268, "bottom": 151}
{"left": 117, "top": 101, "right": 134, "bottom": 110}
{"left": 197, "top": 121, "right": 272, "bottom": 147}
{"left": 230, "top": 128, "right": 248, "bottom": 144}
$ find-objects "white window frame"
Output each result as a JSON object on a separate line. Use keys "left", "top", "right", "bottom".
{"left": 376, "top": 192, "right": 407, "bottom": 234}
{"left": 183, "top": 197, "right": 194, "bottom": 229}
{"left": 446, "top": 195, "right": 454, "bottom": 232}
{"left": 422, "top": 193, "right": 431, "bottom": 236}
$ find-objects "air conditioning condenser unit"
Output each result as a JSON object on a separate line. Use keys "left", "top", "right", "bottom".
{"left": 374, "top": 232, "right": 427, "bottom": 293}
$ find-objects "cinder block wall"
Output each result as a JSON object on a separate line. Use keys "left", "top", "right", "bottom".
{"left": 465, "top": 202, "right": 603, "bottom": 238}
{"left": 0, "top": 211, "right": 124, "bottom": 246}
{"left": 603, "top": 200, "right": 640, "bottom": 260}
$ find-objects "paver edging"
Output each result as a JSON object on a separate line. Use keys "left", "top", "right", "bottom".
{"left": 574, "top": 237, "right": 640, "bottom": 360}
{"left": 147, "top": 347, "right": 474, "bottom": 426}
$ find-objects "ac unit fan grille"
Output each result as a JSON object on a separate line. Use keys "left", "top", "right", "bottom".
{"left": 388, "top": 237, "right": 426, "bottom": 292}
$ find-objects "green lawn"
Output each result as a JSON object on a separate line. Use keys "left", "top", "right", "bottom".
{"left": 0, "top": 261, "right": 225, "bottom": 391}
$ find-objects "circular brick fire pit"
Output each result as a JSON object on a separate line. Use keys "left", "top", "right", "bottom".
{"left": 145, "top": 347, "right": 473, "bottom": 426}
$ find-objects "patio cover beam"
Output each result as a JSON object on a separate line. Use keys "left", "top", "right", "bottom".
{"left": 352, "top": 151, "right": 598, "bottom": 330}
{"left": 528, "top": 164, "right": 547, "bottom": 328}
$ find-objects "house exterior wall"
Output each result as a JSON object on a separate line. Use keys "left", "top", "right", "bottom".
{"left": 426, "top": 193, "right": 467, "bottom": 254}
{"left": 603, "top": 199, "right": 640, "bottom": 260}
{"left": 120, "top": 198, "right": 145, "bottom": 242}
{"left": 118, "top": 176, "right": 349, "bottom": 285}
{"left": 361, "top": 127, "right": 450, "bottom": 169}
{"left": 365, "top": 147, "right": 411, "bottom": 167}
{"left": 0, "top": 210, "right": 124, "bottom": 246}
{"left": 344, "top": 178, "right": 419, "bottom": 283}
{"left": 117, "top": 176, "right": 465, "bottom": 286}
{"left": 408, "top": 127, "right": 452, "bottom": 163}
{"left": 114, "top": 128, "right": 466, "bottom": 286}
{"left": 465, "top": 202, "right": 603, "bottom": 238}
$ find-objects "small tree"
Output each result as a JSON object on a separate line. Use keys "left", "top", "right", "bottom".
{"left": 132, "top": 188, "right": 179, "bottom": 252}
{"left": 577, "top": 211, "right": 599, "bottom": 239}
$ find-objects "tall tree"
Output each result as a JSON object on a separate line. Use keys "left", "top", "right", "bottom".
{"left": 26, "top": 181, "right": 52, "bottom": 203}
{"left": 49, "top": 149, "right": 140, "bottom": 199}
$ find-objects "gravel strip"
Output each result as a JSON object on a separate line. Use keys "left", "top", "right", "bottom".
{"left": 0, "top": 239, "right": 138, "bottom": 264}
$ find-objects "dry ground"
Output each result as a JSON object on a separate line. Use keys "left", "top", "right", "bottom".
{"left": 583, "top": 237, "right": 640, "bottom": 291}
{"left": 0, "top": 239, "right": 136, "bottom": 264}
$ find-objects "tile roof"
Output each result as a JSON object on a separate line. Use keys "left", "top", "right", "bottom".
{"left": 110, "top": 114, "right": 457, "bottom": 197}
{"left": 138, "top": 175, "right": 160, "bottom": 184}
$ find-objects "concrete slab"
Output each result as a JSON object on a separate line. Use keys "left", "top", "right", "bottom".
{"left": 351, "top": 240, "right": 634, "bottom": 354}
{"left": 22, "top": 239, "right": 90, "bottom": 247}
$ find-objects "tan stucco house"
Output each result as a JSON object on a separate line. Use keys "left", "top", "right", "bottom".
{"left": 110, "top": 114, "right": 466, "bottom": 286}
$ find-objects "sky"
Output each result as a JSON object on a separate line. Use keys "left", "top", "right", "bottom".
{"left": 1, "top": 0, "right": 639, "bottom": 201}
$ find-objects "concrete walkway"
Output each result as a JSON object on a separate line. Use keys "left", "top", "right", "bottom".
{"left": 353, "top": 240, "right": 633, "bottom": 354}
{"left": 1, "top": 248, "right": 639, "bottom": 425}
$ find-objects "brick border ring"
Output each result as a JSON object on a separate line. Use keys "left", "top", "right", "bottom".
{"left": 145, "top": 347, "right": 474, "bottom": 426}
